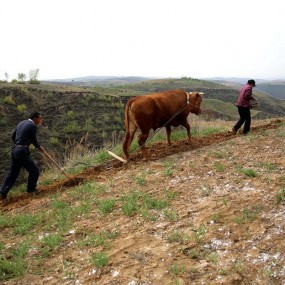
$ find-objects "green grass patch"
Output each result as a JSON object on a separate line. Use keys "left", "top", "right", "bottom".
{"left": 238, "top": 167, "right": 257, "bottom": 177}
{"left": 78, "top": 230, "right": 118, "bottom": 248}
{"left": 275, "top": 188, "right": 285, "bottom": 204}
{"left": 12, "top": 213, "right": 44, "bottom": 235}
{"left": 167, "top": 230, "right": 190, "bottom": 244}
{"left": 120, "top": 190, "right": 169, "bottom": 219}
{"left": 233, "top": 205, "right": 263, "bottom": 224}
{"left": 0, "top": 243, "right": 29, "bottom": 281}
{"left": 91, "top": 252, "right": 109, "bottom": 268}
{"left": 97, "top": 199, "right": 116, "bottom": 214}
{"left": 39, "top": 233, "right": 64, "bottom": 257}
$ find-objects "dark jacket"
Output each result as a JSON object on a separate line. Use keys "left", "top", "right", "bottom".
{"left": 12, "top": 119, "right": 40, "bottom": 148}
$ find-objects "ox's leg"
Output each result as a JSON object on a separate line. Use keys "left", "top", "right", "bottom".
{"left": 165, "top": 125, "right": 172, "bottom": 146}
{"left": 138, "top": 131, "right": 150, "bottom": 159}
{"left": 181, "top": 121, "right": 191, "bottom": 144}
{"left": 123, "top": 124, "right": 137, "bottom": 160}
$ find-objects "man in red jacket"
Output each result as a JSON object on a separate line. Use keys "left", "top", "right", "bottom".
{"left": 232, "top": 79, "right": 258, "bottom": 135}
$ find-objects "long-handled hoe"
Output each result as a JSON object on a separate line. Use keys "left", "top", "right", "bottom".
{"left": 42, "top": 149, "right": 72, "bottom": 179}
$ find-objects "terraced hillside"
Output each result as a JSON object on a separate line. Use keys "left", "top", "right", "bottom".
{"left": 1, "top": 78, "right": 285, "bottom": 181}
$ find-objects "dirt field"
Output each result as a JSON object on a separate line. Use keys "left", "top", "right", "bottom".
{"left": 1, "top": 119, "right": 285, "bottom": 285}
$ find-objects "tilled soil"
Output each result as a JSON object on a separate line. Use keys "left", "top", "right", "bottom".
{"left": 1, "top": 118, "right": 285, "bottom": 285}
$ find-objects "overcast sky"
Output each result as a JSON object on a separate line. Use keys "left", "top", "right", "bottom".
{"left": 0, "top": 0, "right": 284, "bottom": 81}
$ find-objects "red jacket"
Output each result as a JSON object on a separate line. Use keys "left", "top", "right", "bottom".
{"left": 236, "top": 84, "right": 255, "bottom": 108}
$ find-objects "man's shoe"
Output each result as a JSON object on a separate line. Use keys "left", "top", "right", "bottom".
{"left": 232, "top": 127, "right": 237, "bottom": 134}
{"left": 27, "top": 189, "right": 41, "bottom": 196}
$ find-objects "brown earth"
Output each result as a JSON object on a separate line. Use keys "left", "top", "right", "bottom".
{"left": 1, "top": 118, "right": 285, "bottom": 285}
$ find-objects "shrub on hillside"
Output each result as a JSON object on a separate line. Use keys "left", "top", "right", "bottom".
{"left": 49, "top": 137, "right": 59, "bottom": 145}
{"left": 63, "top": 121, "right": 82, "bottom": 134}
{"left": 4, "top": 96, "right": 15, "bottom": 105}
{"left": 16, "top": 104, "right": 27, "bottom": 113}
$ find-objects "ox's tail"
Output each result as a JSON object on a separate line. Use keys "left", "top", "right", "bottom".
{"left": 124, "top": 100, "right": 132, "bottom": 134}
{"left": 122, "top": 99, "right": 134, "bottom": 159}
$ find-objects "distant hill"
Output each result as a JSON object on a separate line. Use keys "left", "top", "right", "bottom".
{"left": 204, "top": 77, "right": 285, "bottom": 100}
{"left": 50, "top": 76, "right": 285, "bottom": 100}
{"left": 203, "top": 77, "right": 271, "bottom": 85}
{"left": 254, "top": 82, "right": 285, "bottom": 100}
{"left": 44, "top": 76, "right": 157, "bottom": 87}
{"left": 112, "top": 77, "right": 285, "bottom": 119}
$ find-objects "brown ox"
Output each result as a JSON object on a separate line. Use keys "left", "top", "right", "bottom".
{"left": 122, "top": 89, "right": 203, "bottom": 159}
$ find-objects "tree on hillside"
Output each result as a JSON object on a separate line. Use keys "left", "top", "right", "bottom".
{"left": 18, "top": 73, "right": 26, "bottom": 83}
{"left": 4, "top": 72, "right": 9, "bottom": 82}
{"left": 29, "top": 69, "right": 40, "bottom": 84}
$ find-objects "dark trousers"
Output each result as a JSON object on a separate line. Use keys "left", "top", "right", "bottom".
{"left": 0, "top": 147, "right": 39, "bottom": 198}
{"left": 234, "top": 106, "right": 251, "bottom": 134}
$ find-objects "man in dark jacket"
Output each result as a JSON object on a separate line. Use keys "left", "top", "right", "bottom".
{"left": 0, "top": 112, "right": 45, "bottom": 204}
{"left": 232, "top": 79, "right": 258, "bottom": 135}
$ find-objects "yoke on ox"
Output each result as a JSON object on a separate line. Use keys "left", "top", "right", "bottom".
{"left": 122, "top": 89, "right": 203, "bottom": 160}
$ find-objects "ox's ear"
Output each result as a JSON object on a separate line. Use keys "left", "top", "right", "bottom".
{"left": 198, "top": 92, "right": 204, "bottom": 95}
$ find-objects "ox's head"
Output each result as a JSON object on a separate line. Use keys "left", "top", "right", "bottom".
{"left": 188, "top": 92, "right": 203, "bottom": 115}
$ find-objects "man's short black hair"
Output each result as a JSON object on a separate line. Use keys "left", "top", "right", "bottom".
{"left": 247, "top": 79, "right": 256, "bottom": 86}
{"left": 29, "top": 112, "right": 41, "bottom": 120}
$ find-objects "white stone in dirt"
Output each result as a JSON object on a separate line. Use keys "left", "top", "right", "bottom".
{"left": 111, "top": 270, "right": 119, "bottom": 277}
{"left": 38, "top": 233, "right": 49, "bottom": 240}
{"left": 88, "top": 268, "right": 97, "bottom": 275}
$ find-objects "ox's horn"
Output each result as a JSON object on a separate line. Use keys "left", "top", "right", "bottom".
{"left": 198, "top": 92, "right": 204, "bottom": 95}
